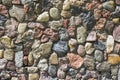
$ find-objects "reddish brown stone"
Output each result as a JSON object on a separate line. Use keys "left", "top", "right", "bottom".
{"left": 85, "top": 1, "right": 100, "bottom": 10}
{"left": 86, "top": 31, "right": 97, "bottom": 42}
{"left": 23, "top": 56, "right": 28, "bottom": 66}
{"left": 62, "top": 19, "right": 69, "bottom": 28}
{"left": 67, "top": 26, "right": 76, "bottom": 37}
{"left": 113, "top": 25, "right": 120, "bottom": 42}
{"left": 12, "top": 0, "right": 21, "bottom": 4}
{"left": 43, "top": 28, "right": 53, "bottom": 36}
{"left": 0, "top": 4, "right": 8, "bottom": 17}
{"left": 95, "top": 18, "right": 106, "bottom": 30}
{"left": 114, "top": 43, "right": 120, "bottom": 53}
{"left": 67, "top": 53, "right": 83, "bottom": 69}
{"left": 102, "top": 9, "right": 111, "bottom": 18}
{"left": 40, "top": 35, "right": 49, "bottom": 43}
{"left": 6, "top": 61, "right": 16, "bottom": 71}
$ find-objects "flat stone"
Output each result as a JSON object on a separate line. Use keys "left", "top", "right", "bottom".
{"left": 94, "top": 50, "right": 104, "bottom": 62}
{"left": 102, "top": 1, "right": 115, "bottom": 12}
{"left": 0, "top": 58, "right": 7, "bottom": 70}
{"left": 29, "top": 73, "right": 39, "bottom": 80}
{"left": 6, "top": 61, "right": 16, "bottom": 71}
{"left": 27, "top": 67, "right": 38, "bottom": 73}
{"left": 49, "top": 21, "right": 62, "bottom": 31}
{"left": 106, "top": 35, "right": 114, "bottom": 53}
{"left": 37, "top": 58, "right": 48, "bottom": 71}
{"left": 52, "top": 40, "right": 69, "bottom": 57}
{"left": 0, "top": 49, "right": 3, "bottom": 58}
{"left": 15, "top": 51, "right": 23, "bottom": 67}
{"left": 96, "top": 61, "right": 111, "bottom": 71}
{"left": 1, "top": 36, "right": 14, "bottom": 48}
{"left": 108, "top": 54, "right": 120, "bottom": 65}
{"left": 49, "top": 52, "right": 58, "bottom": 65}
{"left": 18, "top": 23, "right": 27, "bottom": 34}
{"left": 77, "top": 45, "right": 86, "bottom": 56}
{"left": 84, "top": 55, "right": 95, "bottom": 70}
{"left": 113, "top": 25, "right": 120, "bottom": 42}
{"left": 85, "top": 42, "right": 95, "bottom": 54}
{"left": 36, "top": 11, "right": 49, "bottom": 22}
{"left": 49, "top": 7, "right": 60, "bottom": 20}
{"left": 77, "top": 26, "right": 87, "bottom": 43}
{"left": 86, "top": 31, "right": 97, "bottom": 42}
{"left": 67, "top": 53, "right": 83, "bottom": 69}
{"left": 48, "top": 65, "right": 57, "bottom": 77}
{"left": 4, "top": 49, "right": 14, "bottom": 60}
{"left": 9, "top": 5, "right": 25, "bottom": 22}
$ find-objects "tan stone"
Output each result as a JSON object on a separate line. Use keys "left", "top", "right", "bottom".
{"left": 11, "top": 77, "right": 19, "bottom": 80}
{"left": 29, "top": 73, "right": 39, "bottom": 80}
{"left": 49, "top": 52, "right": 58, "bottom": 64}
{"left": 108, "top": 54, "right": 120, "bottom": 65}
{"left": 67, "top": 53, "right": 83, "bottom": 69}
{"left": 28, "top": 52, "right": 34, "bottom": 66}
{"left": 4, "top": 49, "right": 14, "bottom": 60}
{"left": 18, "top": 23, "right": 27, "bottom": 34}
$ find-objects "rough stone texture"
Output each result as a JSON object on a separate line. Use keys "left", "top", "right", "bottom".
{"left": 77, "top": 45, "right": 86, "bottom": 56}
{"left": 18, "top": 23, "right": 27, "bottom": 34}
{"left": 15, "top": 51, "right": 23, "bottom": 67}
{"left": 0, "top": 58, "right": 7, "bottom": 70}
{"left": 85, "top": 42, "right": 95, "bottom": 54}
{"left": 67, "top": 53, "right": 83, "bottom": 69}
{"left": 113, "top": 25, "right": 120, "bottom": 42}
{"left": 4, "top": 49, "right": 14, "bottom": 60}
{"left": 36, "top": 12, "right": 49, "bottom": 22}
{"left": 29, "top": 73, "right": 39, "bottom": 80}
{"left": 108, "top": 54, "right": 120, "bottom": 65}
{"left": 86, "top": 31, "right": 97, "bottom": 42}
{"left": 49, "top": 52, "right": 58, "bottom": 65}
{"left": 94, "top": 50, "right": 103, "bottom": 62}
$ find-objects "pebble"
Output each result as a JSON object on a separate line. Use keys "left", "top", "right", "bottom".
{"left": 2, "top": 0, "right": 12, "bottom": 6}
{"left": 85, "top": 42, "right": 95, "bottom": 54}
{"left": 49, "top": 52, "right": 58, "bottom": 65}
{"left": 84, "top": 55, "right": 95, "bottom": 70}
{"left": 18, "top": 23, "right": 27, "bottom": 34}
{"left": 27, "top": 67, "right": 38, "bottom": 73}
{"left": 67, "top": 68, "right": 78, "bottom": 76}
{"left": 118, "top": 67, "right": 120, "bottom": 80}
{"left": 57, "top": 69, "right": 66, "bottom": 79}
{"left": 28, "top": 73, "right": 39, "bottom": 80}
{"left": 0, "top": 58, "right": 7, "bottom": 70}
{"left": 77, "top": 45, "right": 86, "bottom": 56}
{"left": 6, "top": 61, "right": 16, "bottom": 71}
{"left": 49, "top": 21, "right": 62, "bottom": 31}
{"left": 36, "top": 12, "right": 49, "bottom": 22}
{"left": 113, "top": 25, "right": 120, "bottom": 42}
{"left": 4, "top": 49, "right": 14, "bottom": 60}
{"left": 11, "top": 77, "right": 19, "bottom": 80}
{"left": 48, "top": 65, "right": 57, "bottom": 77}
{"left": 102, "top": 1, "right": 115, "bottom": 12}
{"left": 111, "top": 65, "right": 118, "bottom": 76}
{"left": 115, "top": 0, "right": 120, "bottom": 5}
{"left": 67, "top": 53, "right": 83, "bottom": 69}
{"left": 15, "top": 51, "right": 23, "bottom": 67}
{"left": 96, "top": 61, "right": 111, "bottom": 72}
{"left": 59, "top": 28, "right": 69, "bottom": 41}
{"left": 0, "top": 4, "right": 8, "bottom": 17}
{"left": 0, "top": 15, "right": 7, "bottom": 26}
{"left": 108, "top": 54, "right": 120, "bottom": 65}
{"left": 77, "top": 26, "right": 87, "bottom": 43}
{"left": 95, "top": 18, "right": 106, "bottom": 30}
{"left": 68, "top": 38, "right": 77, "bottom": 52}
{"left": 114, "top": 43, "right": 120, "bottom": 53}
{"left": 94, "top": 40, "right": 106, "bottom": 51}
{"left": 61, "top": 10, "right": 71, "bottom": 18}
{"left": 67, "top": 26, "right": 76, "bottom": 37}
{"left": 9, "top": 5, "right": 25, "bottom": 22}
{"left": 106, "top": 35, "right": 114, "bottom": 53}
{"left": 86, "top": 31, "right": 97, "bottom": 42}
{"left": 105, "top": 21, "right": 114, "bottom": 34}
{"left": 94, "top": 50, "right": 104, "bottom": 62}
{"left": 37, "top": 58, "right": 48, "bottom": 71}
{"left": 52, "top": 40, "right": 69, "bottom": 57}
{"left": 49, "top": 7, "right": 60, "bottom": 20}
{"left": 113, "top": 18, "right": 119, "bottom": 24}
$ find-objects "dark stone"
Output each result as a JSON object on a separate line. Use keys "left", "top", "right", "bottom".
{"left": 48, "top": 65, "right": 57, "bottom": 77}
{"left": 94, "top": 40, "right": 106, "bottom": 51}
{"left": 52, "top": 40, "right": 69, "bottom": 57}
{"left": 59, "top": 28, "right": 69, "bottom": 41}
{"left": 0, "top": 15, "right": 7, "bottom": 26}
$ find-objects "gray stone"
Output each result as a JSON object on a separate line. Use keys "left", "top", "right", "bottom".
{"left": 27, "top": 67, "right": 39, "bottom": 73}
{"left": 86, "top": 31, "right": 97, "bottom": 42}
{"left": 94, "top": 40, "right": 106, "bottom": 51}
{"left": 77, "top": 45, "right": 86, "bottom": 56}
{"left": 84, "top": 55, "right": 95, "bottom": 70}
{"left": 50, "top": 0, "right": 63, "bottom": 10}
{"left": 85, "top": 42, "right": 95, "bottom": 54}
{"left": 111, "top": 65, "right": 118, "bottom": 76}
{"left": 96, "top": 61, "right": 111, "bottom": 72}
{"left": 2, "top": 0, "right": 12, "bottom": 5}
{"left": 21, "top": 0, "right": 32, "bottom": 4}
{"left": 36, "top": 12, "right": 49, "bottom": 22}
{"left": 67, "top": 68, "right": 77, "bottom": 76}
{"left": 4, "top": 49, "right": 14, "bottom": 60}
{"left": 94, "top": 50, "right": 104, "bottom": 62}
{"left": 0, "top": 58, "right": 7, "bottom": 70}
{"left": 37, "top": 58, "right": 48, "bottom": 71}
{"left": 52, "top": 40, "right": 69, "bottom": 57}
{"left": 49, "top": 21, "right": 62, "bottom": 31}
{"left": 48, "top": 65, "right": 57, "bottom": 77}
{"left": 15, "top": 51, "right": 23, "bottom": 67}
{"left": 118, "top": 66, "right": 120, "bottom": 80}
{"left": 59, "top": 28, "right": 69, "bottom": 41}
{"left": 49, "top": 7, "right": 60, "bottom": 20}
{"left": 9, "top": 5, "right": 25, "bottom": 22}
{"left": 77, "top": 26, "right": 87, "bottom": 43}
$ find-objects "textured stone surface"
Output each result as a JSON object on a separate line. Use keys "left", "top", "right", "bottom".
{"left": 15, "top": 51, "right": 23, "bottom": 67}
{"left": 4, "top": 49, "right": 14, "bottom": 60}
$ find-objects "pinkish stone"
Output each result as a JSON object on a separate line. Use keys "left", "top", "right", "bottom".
{"left": 113, "top": 25, "right": 120, "bottom": 42}
{"left": 67, "top": 26, "right": 76, "bottom": 37}
{"left": 12, "top": 0, "right": 21, "bottom": 4}
{"left": 114, "top": 43, "right": 120, "bottom": 53}
{"left": 67, "top": 53, "right": 83, "bottom": 69}
{"left": 95, "top": 18, "right": 106, "bottom": 30}
{"left": 86, "top": 31, "right": 97, "bottom": 42}
{"left": 0, "top": 4, "right": 8, "bottom": 17}
{"left": 77, "top": 45, "right": 86, "bottom": 56}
